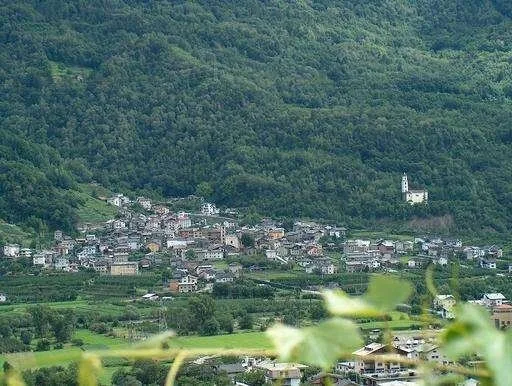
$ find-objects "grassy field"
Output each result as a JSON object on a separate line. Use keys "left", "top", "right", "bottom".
{"left": 0, "top": 330, "right": 270, "bottom": 386}
{"left": 49, "top": 61, "right": 92, "bottom": 83}
{"left": 0, "top": 220, "right": 38, "bottom": 247}
{"left": 167, "top": 332, "right": 271, "bottom": 350}
{"left": 74, "top": 330, "right": 126, "bottom": 348}
{"left": 359, "top": 319, "right": 425, "bottom": 330}
{"left": 0, "top": 300, "right": 130, "bottom": 319}
{"left": 75, "top": 190, "right": 118, "bottom": 224}
{"left": 0, "top": 329, "right": 126, "bottom": 373}
{"left": 358, "top": 311, "right": 425, "bottom": 330}
{"left": 0, "top": 300, "right": 89, "bottom": 312}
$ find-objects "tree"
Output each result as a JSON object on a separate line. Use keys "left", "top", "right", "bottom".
{"left": 167, "top": 308, "right": 194, "bottom": 335}
{"left": 28, "top": 305, "right": 52, "bottom": 338}
{"left": 185, "top": 249, "right": 197, "bottom": 260}
{"left": 195, "top": 182, "right": 213, "bottom": 199}
{"left": 201, "top": 318, "right": 220, "bottom": 336}
{"left": 239, "top": 311, "right": 253, "bottom": 330}
{"left": 188, "top": 296, "right": 215, "bottom": 327}
{"left": 217, "top": 313, "right": 234, "bottom": 334}
{"left": 0, "top": 320, "right": 13, "bottom": 338}
{"left": 241, "top": 233, "right": 255, "bottom": 248}
{"left": 132, "top": 359, "right": 164, "bottom": 385}
{"left": 3, "top": 361, "right": 12, "bottom": 373}
{"left": 309, "top": 303, "right": 327, "bottom": 320}
{"left": 20, "top": 330, "right": 32, "bottom": 346}
{"left": 234, "top": 370, "right": 269, "bottom": 386}
{"left": 35, "top": 339, "right": 51, "bottom": 352}
{"left": 51, "top": 312, "right": 75, "bottom": 343}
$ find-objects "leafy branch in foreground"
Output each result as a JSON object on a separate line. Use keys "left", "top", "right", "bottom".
{"left": 2, "top": 275, "right": 510, "bottom": 386}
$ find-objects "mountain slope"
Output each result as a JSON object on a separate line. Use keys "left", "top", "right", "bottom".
{"left": 2, "top": 0, "right": 512, "bottom": 233}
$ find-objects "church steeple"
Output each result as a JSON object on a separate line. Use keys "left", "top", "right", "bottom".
{"left": 401, "top": 173, "right": 408, "bottom": 194}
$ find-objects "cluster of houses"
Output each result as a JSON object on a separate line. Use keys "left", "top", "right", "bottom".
{"left": 334, "top": 330, "right": 467, "bottom": 385}
{"left": 164, "top": 219, "right": 347, "bottom": 293}
{"left": 1, "top": 196, "right": 233, "bottom": 278}
{"left": 341, "top": 236, "right": 508, "bottom": 273}
{"left": 434, "top": 292, "right": 512, "bottom": 329}
{"left": 0, "top": 196, "right": 347, "bottom": 289}
{"left": 166, "top": 262, "right": 244, "bottom": 294}
{"left": 201, "top": 357, "right": 307, "bottom": 386}
{"left": 1, "top": 193, "right": 510, "bottom": 300}
{"left": 212, "top": 331, "right": 474, "bottom": 386}
{"left": 256, "top": 220, "right": 346, "bottom": 274}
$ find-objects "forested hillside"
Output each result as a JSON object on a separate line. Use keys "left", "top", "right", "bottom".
{"left": 3, "top": 0, "right": 512, "bottom": 234}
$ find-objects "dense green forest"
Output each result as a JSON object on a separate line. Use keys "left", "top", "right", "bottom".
{"left": 3, "top": 0, "right": 512, "bottom": 235}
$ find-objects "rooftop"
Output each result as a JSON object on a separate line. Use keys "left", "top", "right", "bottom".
{"left": 256, "top": 361, "right": 307, "bottom": 371}
{"left": 484, "top": 293, "right": 506, "bottom": 300}
{"left": 353, "top": 343, "right": 385, "bottom": 356}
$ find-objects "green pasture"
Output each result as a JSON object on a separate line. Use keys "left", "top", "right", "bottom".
{"left": 0, "top": 329, "right": 127, "bottom": 373}
{"left": 0, "top": 300, "right": 129, "bottom": 318}
{"left": 75, "top": 190, "right": 118, "bottom": 224}
{"left": 167, "top": 331, "right": 271, "bottom": 350}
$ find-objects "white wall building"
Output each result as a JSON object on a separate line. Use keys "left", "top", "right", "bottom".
{"left": 177, "top": 212, "right": 192, "bottom": 228}
{"left": 402, "top": 173, "right": 428, "bottom": 204}
{"left": 136, "top": 197, "right": 152, "bottom": 210}
{"left": 201, "top": 203, "right": 219, "bottom": 216}
{"left": 482, "top": 293, "right": 506, "bottom": 308}
{"left": 3, "top": 244, "right": 20, "bottom": 258}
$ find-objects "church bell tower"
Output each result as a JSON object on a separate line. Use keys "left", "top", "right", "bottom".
{"left": 401, "top": 173, "right": 409, "bottom": 195}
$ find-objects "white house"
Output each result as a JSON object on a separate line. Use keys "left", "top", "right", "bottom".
{"left": 480, "top": 257, "right": 497, "bottom": 269}
{"left": 482, "top": 293, "right": 506, "bottom": 308}
{"left": 33, "top": 254, "right": 47, "bottom": 266}
{"left": 113, "top": 220, "right": 126, "bottom": 230}
{"left": 464, "top": 247, "right": 484, "bottom": 260}
{"left": 433, "top": 295, "right": 456, "bottom": 320}
{"left": 215, "top": 272, "right": 235, "bottom": 283}
{"left": 3, "top": 244, "right": 20, "bottom": 258}
{"left": 432, "top": 256, "right": 448, "bottom": 266}
{"left": 224, "top": 234, "right": 240, "bottom": 250}
{"left": 256, "top": 361, "right": 305, "bottom": 386}
{"left": 107, "top": 194, "right": 125, "bottom": 207}
{"left": 19, "top": 248, "right": 32, "bottom": 257}
{"left": 85, "top": 234, "right": 97, "bottom": 242}
{"left": 402, "top": 173, "right": 428, "bottom": 204}
{"left": 201, "top": 203, "right": 219, "bottom": 216}
{"left": 177, "top": 212, "right": 191, "bottom": 228}
{"left": 205, "top": 250, "right": 223, "bottom": 260}
{"left": 136, "top": 197, "right": 152, "bottom": 210}
{"left": 141, "top": 293, "right": 159, "bottom": 301}
{"left": 83, "top": 245, "right": 97, "bottom": 255}
{"left": 54, "top": 257, "right": 70, "bottom": 271}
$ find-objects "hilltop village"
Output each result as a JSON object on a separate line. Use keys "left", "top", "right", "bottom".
{"left": 2, "top": 193, "right": 510, "bottom": 296}
{"left": 2, "top": 193, "right": 509, "bottom": 281}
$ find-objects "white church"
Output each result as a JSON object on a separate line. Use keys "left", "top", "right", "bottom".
{"left": 402, "top": 173, "right": 428, "bottom": 204}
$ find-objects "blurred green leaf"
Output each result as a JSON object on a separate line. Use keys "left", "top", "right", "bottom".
{"left": 133, "top": 330, "right": 175, "bottom": 349}
{"left": 324, "top": 275, "right": 412, "bottom": 316}
{"left": 5, "top": 371, "right": 25, "bottom": 386}
{"left": 78, "top": 355, "right": 101, "bottom": 386}
{"left": 267, "top": 318, "right": 363, "bottom": 369}
{"left": 441, "top": 303, "right": 511, "bottom": 386}
{"left": 365, "top": 275, "right": 413, "bottom": 312}
{"left": 323, "top": 290, "right": 381, "bottom": 317}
